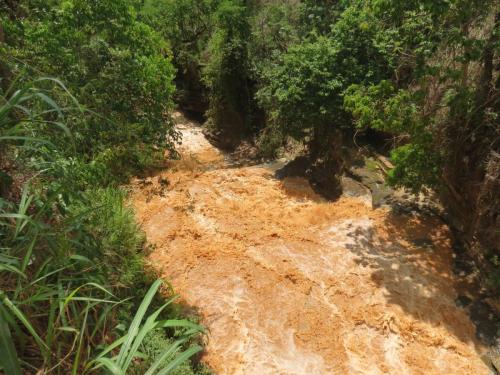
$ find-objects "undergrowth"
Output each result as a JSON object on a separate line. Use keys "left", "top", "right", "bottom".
{"left": 0, "top": 78, "right": 208, "bottom": 374}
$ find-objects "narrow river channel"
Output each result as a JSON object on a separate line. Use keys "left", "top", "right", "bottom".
{"left": 130, "top": 112, "right": 489, "bottom": 375}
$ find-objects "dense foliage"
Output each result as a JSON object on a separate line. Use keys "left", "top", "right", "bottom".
{"left": 0, "top": 1, "right": 207, "bottom": 374}
{"left": 3, "top": 0, "right": 178, "bottom": 177}
{"left": 141, "top": 0, "right": 217, "bottom": 111}
{"left": 150, "top": 0, "right": 497, "bottom": 188}
{"left": 202, "top": 0, "right": 253, "bottom": 135}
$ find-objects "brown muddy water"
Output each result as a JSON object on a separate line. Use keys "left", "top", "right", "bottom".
{"left": 130, "top": 112, "right": 490, "bottom": 375}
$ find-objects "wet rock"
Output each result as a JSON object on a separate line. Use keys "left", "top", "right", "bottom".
{"left": 371, "top": 186, "right": 395, "bottom": 207}
{"left": 412, "top": 238, "right": 434, "bottom": 249}
{"left": 482, "top": 347, "right": 500, "bottom": 374}
{"left": 274, "top": 156, "right": 309, "bottom": 179}
{"left": 492, "top": 354, "right": 500, "bottom": 373}
{"left": 262, "top": 158, "right": 288, "bottom": 173}
{"left": 229, "top": 141, "right": 259, "bottom": 163}
{"left": 348, "top": 158, "right": 394, "bottom": 207}
{"left": 275, "top": 156, "right": 342, "bottom": 200}
{"left": 470, "top": 300, "right": 500, "bottom": 346}
{"left": 390, "top": 202, "right": 414, "bottom": 215}
{"left": 341, "top": 176, "right": 371, "bottom": 197}
{"left": 455, "top": 295, "right": 472, "bottom": 308}
{"left": 308, "top": 163, "right": 342, "bottom": 200}
{"left": 341, "top": 176, "right": 372, "bottom": 206}
{"left": 202, "top": 110, "right": 247, "bottom": 151}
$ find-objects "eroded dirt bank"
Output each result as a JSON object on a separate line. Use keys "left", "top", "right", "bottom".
{"left": 130, "top": 112, "right": 490, "bottom": 374}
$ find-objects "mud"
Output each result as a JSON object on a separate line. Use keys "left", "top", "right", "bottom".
{"left": 130, "top": 112, "right": 491, "bottom": 374}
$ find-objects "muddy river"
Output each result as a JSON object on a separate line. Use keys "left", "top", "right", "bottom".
{"left": 130, "top": 112, "right": 489, "bottom": 374}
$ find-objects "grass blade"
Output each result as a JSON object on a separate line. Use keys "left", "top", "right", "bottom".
{"left": 0, "top": 309, "right": 22, "bottom": 375}
{"left": 156, "top": 319, "right": 203, "bottom": 332}
{"left": 143, "top": 337, "right": 188, "bottom": 375}
{"left": 0, "top": 293, "right": 49, "bottom": 354}
{"left": 157, "top": 345, "right": 202, "bottom": 375}
{"left": 122, "top": 302, "right": 170, "bottom": 369}
{"left": 93, "top": 357, "right": 123, "bottom": 375}
{"left": 71, "top": 303, "right": 90, "bottom": 375}
{"left": 116, "top": 279, "right": 162, "bottom": 367}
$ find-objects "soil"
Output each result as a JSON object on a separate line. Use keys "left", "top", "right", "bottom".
{"left": 130, "top": 112, "right": 492, "bottom": 375}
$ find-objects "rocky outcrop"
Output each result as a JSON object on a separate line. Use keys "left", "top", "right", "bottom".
{"left": 274, "top": 130, "right": 345, "bottom": 200}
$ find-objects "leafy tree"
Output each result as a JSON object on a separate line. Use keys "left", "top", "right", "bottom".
{"left": 298, "top": 0, "right": 344, "bottom": 36}
{"left": 257, "top": 37, "right": 345, "bottom": 143}
{"left": 344, "top": 81, "right": 442, "bottom": 190}
{"left": 256, "top": 3, "right": 392, "bottom": 155}
{"left": 249, "top": 1, "right": 299, "bottom": 67}
{"left": 343, "top": 0, "right": 498, "bottom": 190}
{"left": 5, "top": 0, "right": 177, "bottom": 174}
{"left": 202, "top": 0, "right": 253, "bottom": 140}
{"left": 141, "top": 0, "right": 218, "bottom": 111}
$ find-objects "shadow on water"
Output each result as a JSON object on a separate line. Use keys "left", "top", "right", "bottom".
{"left": 341, "top": 208, "right": 499, "bottom": 351}
{"left": 164, "top": 110, "right": 499, "bottom": 369}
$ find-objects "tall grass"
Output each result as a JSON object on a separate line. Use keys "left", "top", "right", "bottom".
{"left": 0, "top": 79, "right": 204, "bottom": 374}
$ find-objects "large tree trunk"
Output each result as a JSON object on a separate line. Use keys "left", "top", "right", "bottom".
{"left": 440, "top": 12, "right": 500, "bottom": 295}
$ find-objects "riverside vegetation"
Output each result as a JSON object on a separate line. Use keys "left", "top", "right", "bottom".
{"left": 1, "top": 0, "right": 499, "bottom": 374}
{"left": 1, "top": 1, "right": 207, "bottom": 374}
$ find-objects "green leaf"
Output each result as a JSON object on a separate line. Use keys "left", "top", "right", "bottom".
{"left": 116, "top": 279, "right": 162, "bottom": 367}
{"left": 32, "top": 92, "right": 63, "bottom": 117}
{"left": 122, "top": 302, "right": 171, "bottom": 369}
{"left": 144, "top": 337, "right": 188, "bottom": 375}
{"left": 0, "top": 293, "right": 49, "bottom": 354}
{"left": 94, "top": 357, "right": 124, "bottom": 375}
{"left": 0, "top": 264, "right": 26, "bottom": 279}
{"left": 0, "top": 309, "right": 22, "bottom": 375}
{"left": 156, "top": 319, "right": 203, "bottom": 332}
{"left": 157, "top": 345, "right": 203, "bottom": 375}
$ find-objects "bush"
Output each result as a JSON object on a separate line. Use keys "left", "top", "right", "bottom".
{"left": 0, "top": 61, "right": 203, "bottom": 375}
{"left": 344, "top": 81, "right": 442, "bottom": 190}
{"left": 68, "top": 188, "right": 146, "bottom": 287}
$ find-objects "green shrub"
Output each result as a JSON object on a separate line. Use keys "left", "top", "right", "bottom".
{"left": 69, "top": 188, "right": 146, "bottom": 287}
{"left": 10, "top": 0, "right": 178, "bottom": 169}
{"left": 344, "top": 81, "right": 442, "bottom": 190}
{"left": 0, "top": 73, "right": 204, "bottom": 375}
{"left": 255, "top": 3, "right": 391, "bottom": 152}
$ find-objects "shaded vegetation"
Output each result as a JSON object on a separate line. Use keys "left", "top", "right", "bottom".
{"left": 0, "top": 1, "right": 207, "bottom": 374}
